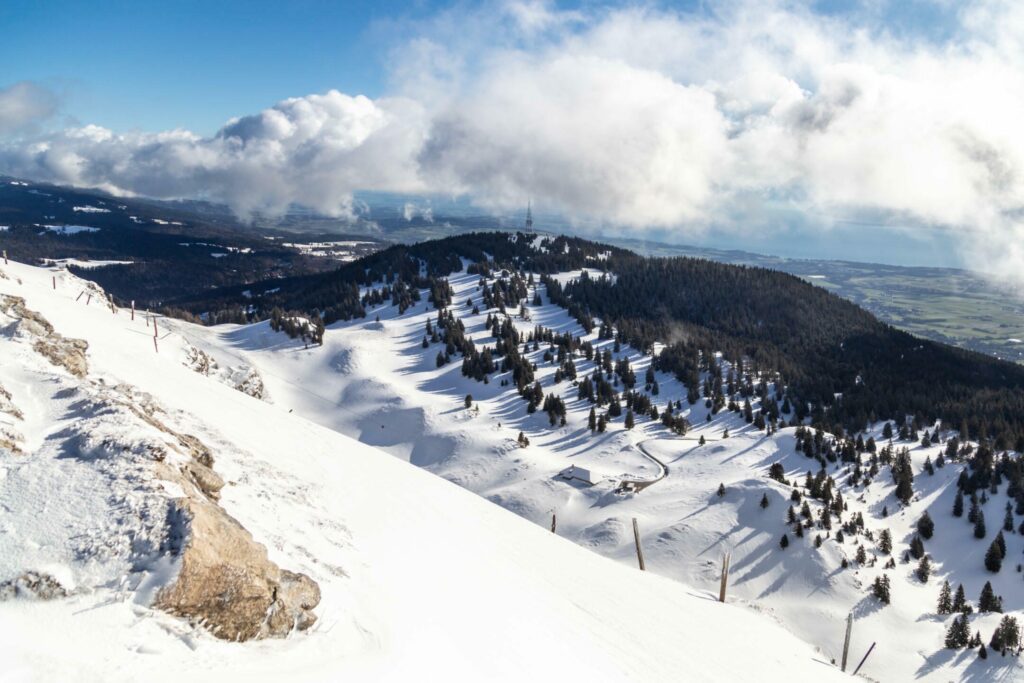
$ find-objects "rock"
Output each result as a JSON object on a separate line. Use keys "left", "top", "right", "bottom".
{"left": 0, "top": 295, "right": 89, "bottom": 377}
{"left": 183, "top": 460, "right": 225, "bottom": 500}
{"left": 153, "top": 495, "right": 320, "bottom": 641}
{"left": 0, "top": 572, "right": 68, "bottom": 600}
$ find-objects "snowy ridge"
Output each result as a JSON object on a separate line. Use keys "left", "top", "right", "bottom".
{"left": 0, "top": 262, "right": 848, "bottom": 680}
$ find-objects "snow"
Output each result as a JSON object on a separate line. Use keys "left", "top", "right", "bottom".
{"left": 0, "top": 259, "right": 849, "bottom": 682}
{"left": 41, "top": 258, "right": 133, "bottom": 269}
{"left": 170, "top": 268, "right": 1024, "bottom": 682}
{"left": 40, "top": 225, "right": 100, "bottom": 235}
{"left": 72, "top": 206, "right": 111, "bottom": 213}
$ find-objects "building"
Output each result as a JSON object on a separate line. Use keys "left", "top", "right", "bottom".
{"left": 558, "top": 464, "right": 596, "bottom": 486}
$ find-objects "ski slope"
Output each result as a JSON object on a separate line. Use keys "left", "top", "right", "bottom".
{"left": 0, "top": 260, "right": 850, "bottom": 681}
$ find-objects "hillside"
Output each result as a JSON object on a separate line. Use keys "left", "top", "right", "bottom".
{"left": 0, "top": 259, "right": 850, "bottom": 681}
{"left": 156, "top": 236, "right": 1024, "bottom": 681}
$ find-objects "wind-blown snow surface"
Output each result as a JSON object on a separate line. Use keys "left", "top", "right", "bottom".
{"left": 177, "top": 268, "right": 1024, "bottom": 682}
{"left": 0, "top": 263, "right": 847, "bottom": 681}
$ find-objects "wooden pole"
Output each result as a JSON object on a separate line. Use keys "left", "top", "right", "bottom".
{"left": 153, "top": 316, "right": 158, "bottom": 336}
{"left": 153, "top": 336, "right": 159, "bottom": 353}
{"left": 52, "top": 276, "right": 56, "bottom": 290}
{"left": 130, "top": 300, "right": 135, "bottom": 321}
{"left": 85, "top": 294, "right": 91, "bottom": 306}
{"left": 551, "top": 513, "right": 557, "bottom": 533}
{"left": 718, "top": 551, "right": 731, "bottom": 602}
{"left": 75, "top": 291, "right": 84, "bottom": 302}
{"left": 2, "top": 250, "right": 6, "bottom": 265}
{"left": 632, "top": 517, "right": 646, "bottom": 571}
{"left": 852, "top": 642, "right": 876, "bottom": 676}
{"left": 841, "top": 612, "right": 854, "bottom": 672}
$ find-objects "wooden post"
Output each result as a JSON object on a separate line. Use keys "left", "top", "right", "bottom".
{"left": 632, "top": 517, "right": 646, "bottom": 571}
{"left": 852, "top": 642, "right": 875, "bottom": 676}
{"left": 130, "top": 300, "right": 135, "bottom": 321}
{"left": 52, "top": 276, "right": 56, "bottom": 290}
{"left": 2, "top": 250, "right": 7, "bottom": 265}
{"left": 841, "top": 612, "right": 854, "bottom": 672}
{"left": 551, "top": 513, "right": 557, "bottom": 533}
{"left": 153, "top": 316, "right": 158, "bottom": 336}
{"left": 718, "top": 551, "right": 731, "bottom": 602}
{"left": 85, "top": 294, "right": 91, "bottom": 306}
{"left": 75, "top": 291, "right": 84, "bottom": 302}
{"left": 153, "top": 336, "right": 159, "bottom": 353}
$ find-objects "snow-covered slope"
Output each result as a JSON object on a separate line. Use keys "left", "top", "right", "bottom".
{"left": 170, "top": 264, "right": 1024, "bottom": 682}
{"left": 0, "top": 261, "right": 849, "bottom": 681}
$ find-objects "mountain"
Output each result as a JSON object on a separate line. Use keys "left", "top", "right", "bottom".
{"left": 176, "top": 231, "right": 1024, "bottom": 449}
{"left": 0, "top": 253, "right": 855, "bottom": 682}
{"left": 0, "top": 177, "right": 383, "bottom": 312}
{"left": 91, "top": 230, "right": 1023, "bottom": 680}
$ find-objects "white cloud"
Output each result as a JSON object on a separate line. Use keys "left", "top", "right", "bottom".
{"left": 3, "top": 1, "right": 1024, "bottom": 284}
{"left": 0, "top": 82, "right": 59, "bottom": 135}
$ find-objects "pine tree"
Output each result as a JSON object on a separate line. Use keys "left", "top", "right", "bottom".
{"left": 945, "top": 614, "right": 970, "bottom": 649}
{"left": 717, "top": 483, "right": 726, "bottom": 497}
{"left": 975, "top": 510, "right": 987, "bottom": 539}
{"left": 996, "top": 530, "right": 1007, "bottom": 557}
{"left": 760, "top": 493, "right": 770, "bottom": 510}
{"left": 937, "top": 580, "right": 953, "bottom": 614}
{"left": 1004, "top": 505, "right": 1014, "bottom": 533}
{"left": 979, "top": 581, "right": 1002, "bottom": 613}
{"left": 953, "top": 490, "right": 964, "bottom": 517}
{"left": 906, "top": 522, "right": 928, "bottom": 551}
{"left": 986, "top": 539, "right": 1004, "bottom": 572}
{"left": 916, "top": 555, "right": 932, "bottom": 582}
{"left": 464, "top": 394, "right": 473, "bottom": 409}
{"left": 879, "top": 529, "right": 893, "bottom": 555}
{"left": 780, "top": 533, "right": 790, "bottom": 549}
{"left": 917, "top": 511, "right": 935, "bottom": 540}
{"left": 991, "top": 615, "right": 1021, "bottom": 652}
{"left": 872, "top": 574, "right": 891, "bottom": 605}
{"left": 856, "top": 545, "right": 868, "bottom": 564}
{"left": 624, "top": 409, "right": 635, "bottom": 430}
{"left": 979, "top": 643, "right": 988, "bottom": 660}
{"left": 952, "top": 584, "right": 971, "bottom": 614}
{"left": 588, "top": 407, "right": 597, "bottom": 431}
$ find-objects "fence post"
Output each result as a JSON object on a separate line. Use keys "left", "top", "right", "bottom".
{"left": 719, "top": 551, "right": 731, "bottom": 602}
{"left": 52, "top": 276, "right": 56, "bottom": 290}
{"left": 131, "top": 300, "right": 135, "bottom": 321}
{"left": 2, "top": 250, "right": 6, "bottom": 265}
{"left": 841, "top": 612, "right": 854, "bottom": 672}
{"left": 551, "top": 513, "right": 557, "bottom": 533}
{"left": 632, "top": 517, "right": 646, "bottom": 571}
{"left": 853, "top": 642, "right": 876, "bottom": 676}
{"left": 153, "top": 336, "right": 159, "bottom": 353}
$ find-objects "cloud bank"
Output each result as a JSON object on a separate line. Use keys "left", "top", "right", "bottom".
{"left": 0, "top": 82, "right": 59, "bottom": 135}
{"left": 3, "top": 0, "right": 1024, "bottom": 282}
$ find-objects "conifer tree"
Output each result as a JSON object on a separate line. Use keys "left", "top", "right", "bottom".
{"left": 952, "top": 584, "right": 971, "bottom": 614}
{"left": 780, "top": 533, "right": 789, "bottom": 549}
{"left": 760, "top": 493, "right": 770, "bottom": 510}
{"left": 975, "top": 510, "right": 987, "bottom": 539}
{"left": 872, "top": 574, "right": 891, "bottom": 605}
{"left": 979, "top": 581, "right": 1002, "bottom": 613}
{"left": 953, "top": 490, "right": 964, "bottom": 517}
{"left": 916, "top": 555, "right": 932, "bottom": 583}
{"left": 917, "top": 511, "right": 935, "bottom": 539}
{"left": 986, "top": 539, "right": 1004, "bottom": 573}
{"left": 624, "top": 409, "right": 635, "bottom": 430}
{"left": 945, "top": 614, "right": 970, "bottom": 649}
{"left": 937, "top": 580, "right": 952, "bottom": 614}
{"left": 588, "top": 407, "right": 597, "bottom": 431}
{"left": 717, "top": 483, "right": 726, "bottom": 497}
{"left": 879, "top": 529, "right": 893, "bottom": 555}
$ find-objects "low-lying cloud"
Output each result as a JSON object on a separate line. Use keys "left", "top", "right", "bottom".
{"left": 3, "top": 0, "right": 1024, "bottom": 284}
{"left": 0, "top": 82, "right": 59, "bottom": 135}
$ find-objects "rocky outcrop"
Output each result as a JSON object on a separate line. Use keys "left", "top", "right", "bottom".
{"left": 0, "top": 295, "right": 88, "bottom": 377}
{"left": 0, "top": 572, "right": 68, "bottom": 600}
{"left": 0, "top": 382, "right": 24, "bottom": 453}
{"left": 153, "top": 484, "right": 320, "bottom": 640}
{"left": 183, "top": 342, "right": 270, "bottom": 401}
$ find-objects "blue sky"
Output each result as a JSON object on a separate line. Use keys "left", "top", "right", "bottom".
{"left": 1, "top": 0, "right": 426, "bottom": 133}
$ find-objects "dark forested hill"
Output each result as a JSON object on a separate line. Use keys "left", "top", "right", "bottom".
{"left": 171, "top": 230, "right": 1024, "bottom": 448}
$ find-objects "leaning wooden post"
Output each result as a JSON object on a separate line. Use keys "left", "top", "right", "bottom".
{"left": 75, "top": 291, "right": 84, "bottom": 302}
{"left": 852, "top": 642, "right": 876, "bottom": 676}
{"left": 2, "top": 250, "right": 7, "bottom": 265}
{"left": 85, "top": 294, "right": 91, "bottom": 306}
{"left": 718, "top": 551, "right": 731, "bottom": 602}
{"left": 551, "top": 513, "right": 557, "bottom": 533}
{"left": 632, "top": 517, "right": 646, "bottom": 571}
{"left": 841, "top": 612, "right": 854, "bottom": 672}
{"left": 153, "top": 316, "right": 158, "bottom": 336}
{"left": 130, "top": 300, "right": 135, "bottom": 321}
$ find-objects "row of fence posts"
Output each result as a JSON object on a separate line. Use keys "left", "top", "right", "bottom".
{"left": 552, "top": 513, "right": 876, "bottom": 677}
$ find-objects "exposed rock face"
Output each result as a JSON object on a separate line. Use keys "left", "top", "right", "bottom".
{"left": 0, "top": 382, "right": 24, "bottom": 453}
{"left": 183, "top": 342, "right": 270, "bottom": 401}
{"left": 0, "top": 572, "right": 68, "bottom": 600}
{"left": 153, "top": 492, "right": 320, "bottom": 640}
{"left": 0, "top": 295, "right": 89, "bottom": 377}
